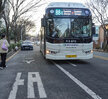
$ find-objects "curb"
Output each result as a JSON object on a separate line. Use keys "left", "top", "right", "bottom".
{"left": 6, "top": 50, "right": 20, "bottom": 62}
{"left": 93, "top": 55, "right": 108, "bottom": 61}
{"left": 93, "top": 49, "right": 108, "bottom": 53}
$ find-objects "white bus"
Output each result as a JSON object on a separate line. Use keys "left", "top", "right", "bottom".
{"left": 40, "top": 2, "right": 93, "bottom": 60}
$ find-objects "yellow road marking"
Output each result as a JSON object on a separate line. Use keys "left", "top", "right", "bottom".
{"left": 93, "top": 55, "right": 108, "bottom": 61}
{"left": 6, "top": 50, "right": 20, "bottom": 62}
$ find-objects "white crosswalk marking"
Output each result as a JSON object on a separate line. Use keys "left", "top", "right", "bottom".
{"left": 27, "top": 72, "right": 47, "bottom": 98}
{"left": 8, "top": 73, "right": 24, "bottom": 99}
{"left": 8, "top": 72, "right": 47, "bottom": 99}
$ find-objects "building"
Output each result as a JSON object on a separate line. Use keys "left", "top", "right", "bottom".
{"left": 93, "top": 23, "right": 108, "bottom": 49}
{"left": 99, "top": 24, "right": 108, "bottom": 48}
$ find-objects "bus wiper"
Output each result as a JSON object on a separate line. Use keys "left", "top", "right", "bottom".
{"left": 52, "top": 31, "right": 58, "bottom": 37}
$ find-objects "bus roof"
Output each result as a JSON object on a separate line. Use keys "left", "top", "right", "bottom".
{"left": 47, "top": 2, "right": 86, "bottom": 9}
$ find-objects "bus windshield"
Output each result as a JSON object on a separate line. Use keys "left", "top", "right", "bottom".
{"left": 47, "top": 18, "right": 92, "bottom": 38}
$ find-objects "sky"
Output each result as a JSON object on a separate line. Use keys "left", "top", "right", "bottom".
{"left": 27, "top": 0, "right": 88, "bottom": 36}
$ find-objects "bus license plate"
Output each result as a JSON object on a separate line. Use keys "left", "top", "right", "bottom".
{"left": 66, "top": 55, "right": 77, "bottom": 58}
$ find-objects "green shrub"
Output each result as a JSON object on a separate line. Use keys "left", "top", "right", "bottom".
{"left": 8, "top": 44, "right": 15, "bottom": 51}
{"left": 16, "top": 42, "right": 21, "bottom": 47}
{"left": 8, "top": 42, "right": 21, "bottom": 52}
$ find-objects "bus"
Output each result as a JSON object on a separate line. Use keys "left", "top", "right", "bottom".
{"left": 40, "top": 2, "right": 93, "bottom": 60}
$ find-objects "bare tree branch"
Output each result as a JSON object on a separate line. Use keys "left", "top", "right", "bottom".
{"left": 86, "top": 0, "right": 108, "bottom": 50}
{"left": 5, "top": 0, "right": 44, "bottom": 42}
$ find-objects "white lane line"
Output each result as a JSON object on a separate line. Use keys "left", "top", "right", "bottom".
{"left": 52, "top": 61, "right": 102, "bottom": 99}
{"left": 67, "top": 62, "right": 77, "bottom": 67}
{"left": 27, "top": 72, "right": 47, "bottom": 98}
{"left": 8, "top": 73, "right": 24, "bottom": 99}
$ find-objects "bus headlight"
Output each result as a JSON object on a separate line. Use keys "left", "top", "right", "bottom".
{"left": 46, "top": 50, "right": 50, "bottom": 54}
{"left": 83, "top": 50, "right": 93, "bottom": 54}
{"left": 46, "top": 49, "right": 58, "bottom": 54}
{"left": 91, "top": 50, "right": 93, "bottom": 53}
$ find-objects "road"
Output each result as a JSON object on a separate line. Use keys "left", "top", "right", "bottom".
{"left": 0, "top": 45, "right": 108, "bottom": 99}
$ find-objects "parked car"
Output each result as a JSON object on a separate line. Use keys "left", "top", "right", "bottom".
{"left": 21, "top": 41, "right": 33, "bottom": 50}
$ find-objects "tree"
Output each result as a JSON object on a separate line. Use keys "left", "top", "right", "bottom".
{"left": 3, "top": 0, "right": 43, "bottom": 43}
{"left": 86, "top": 0, "right": 108, "bottom": 50}
{"left": 16, "top": 18, "right": 35, "bottom": 41}
{"left": 2, "top": 1, "right": 11, "bottom": 43}
{"left": 0, "top": 0, "right": 7, "bottom": 39}
{"left": 0, "top": 0, "right": 7, "bottom": 16}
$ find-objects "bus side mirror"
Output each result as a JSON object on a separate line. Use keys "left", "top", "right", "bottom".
{"left": 41, "top": 18, "right": 46, "bottom": 27}
{"left": 92, "top": 26, "right": 95, "bottom": 35}
{"left": 92, "top": 26, "right": 96, "bottom": 41}
{"left": 92, "top": 23, "right": 96, "bottom": 35}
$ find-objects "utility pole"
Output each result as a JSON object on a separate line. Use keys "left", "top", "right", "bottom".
{"left": 21, "top": 27, "right": 23, "bottom": 41}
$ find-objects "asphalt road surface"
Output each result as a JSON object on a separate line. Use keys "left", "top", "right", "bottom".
{"left": 0, "top": 45, "right": 108, "bottom": 99}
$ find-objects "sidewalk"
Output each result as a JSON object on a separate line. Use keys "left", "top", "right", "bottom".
{"left": 94, "top": 48, "right": 108, "bottom": 52}
{"left": 93, "top": 51, "right": 108, "bottom": 59}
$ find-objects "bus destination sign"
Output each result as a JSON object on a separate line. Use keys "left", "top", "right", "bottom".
{"left": 51, "top": 8, "right": 90, "bottom": 16}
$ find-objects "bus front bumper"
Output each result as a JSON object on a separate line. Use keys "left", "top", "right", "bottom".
{"left": 45, "top": 53, "right": 93, "bottom": 60}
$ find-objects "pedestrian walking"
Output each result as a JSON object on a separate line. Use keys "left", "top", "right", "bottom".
{"left": 0, "top": 34, "right": 9, "bottom": 69}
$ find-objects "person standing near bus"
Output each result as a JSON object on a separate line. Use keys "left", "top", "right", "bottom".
{"left": 0, "top": 34, "right": 9, "bottom": 69}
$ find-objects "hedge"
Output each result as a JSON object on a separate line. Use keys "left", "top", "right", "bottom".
{"left": 8, "top": 42, "right": 21, "bottom": 52}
